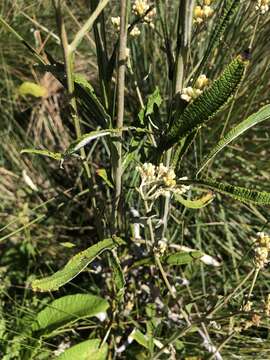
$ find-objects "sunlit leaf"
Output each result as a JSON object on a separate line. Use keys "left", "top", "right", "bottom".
{"left": 96, "top": 168, "right": 114, "bottom": 188}
{"left": 32, "top": 294, "right": 109, "bottom": 332}
{"left": 175, "top": 193, "right": 214, "bottom": 209}
{"left": 18, "top": 82, "right": 48, "bottom": 98}
{"left": 31, "top": 237, "right": 125, "bottom": 292}
{"left": 57, "top": 339, "right": 108, "bottom": 360}
{"left": 197, "top": 104, "right": 270, "bottom": 175}
{"left": 20, "top": 149, "right": 62, "bottom": 161}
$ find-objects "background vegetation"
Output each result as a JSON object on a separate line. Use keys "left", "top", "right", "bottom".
{"left": 1, "top": 0, "right": 270, "bottom": 359}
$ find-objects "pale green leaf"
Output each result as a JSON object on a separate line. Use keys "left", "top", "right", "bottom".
{"left": 164, "top": 251, "right": 203, "bottom": 265}
{"left": 20, "top": 148, "right": 62, "bottom": 161}
{"left": 18, "top": 82, "right": 48, "bottom": 98}
{"left": 197, "top": 104, "right": 270, "bottom": 175}
{"left": 32, "top": 294, "right": 109, "bottom": 332}
{"left": 96, "top": 168, "right": 114, "bottom": 188}
{"left": 129, "top": 329, "right": 151, "bottom": 349}
{"left": 175, "top": 193, "right": 214, "bottom": 209}
{"left": 31, "top": 237, "right": 125, "bottom": 292}
{"left": 57, "top": 339, "right": 108, "bottom": 360}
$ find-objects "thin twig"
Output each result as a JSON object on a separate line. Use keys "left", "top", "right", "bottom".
{"left": 69, "top": 0, "right": 110, "bottom": 52}
{"left": 113, "top": 0, "right": 128, "bottom": 230}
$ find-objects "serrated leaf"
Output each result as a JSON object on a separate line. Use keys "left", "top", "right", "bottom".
{"left": 164, "top": 251, "right": 203, "bottom": 265}
{"left": 175, "top": 193, "right": 214, "bottom": 209}
{"left": 18, "top": 82, "right": 48, "bottom": 97}
{"left": 197, "top": 104, "right": 270, "bottom": 175}
{"left": 180, "top": 179, "right": 270, "bottom": 205}
{"left": 31, "top": 237, "right": 125, "bottom": 292}
{"left": 57, "top": 339, "right": 108, "bottom": 360}
{"left": 161, "top": 54, "right": 248, "bottom": 151}
{"left": 20, "top": 149, "right": 62, "bottom": 161}
{"left": 32, "top": 294, "right": 109, "bottom": 332}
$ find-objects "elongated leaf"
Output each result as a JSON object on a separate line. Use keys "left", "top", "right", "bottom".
{"left": 160, "top": 54, "right": 248, "bottom": 151}
{"left": 74, "top": 74, "right": 111, "bottom": 127}
{"left": 179, "top": 179, "right": 270, "bottom": 205}
{"left": 110, "top": 251, "right": 125, "bottom": 300}
{"left": 21, "top": 149, "right": 62, "bottom": 161}
{"left": 197, "top": 104, "right": 270, "bottom": 175}
{"left": 32, "top": 294, "right": 109, "bottom": 332}
{"left": 164, "top": 251, "right": 202, "bottom": 265}
{"left": 57, "top": 339, "right": 108, "bottom": 360}
{"left": 31, "top": 237, "right": 125, "bottom": 292}
{"left": 175, "top": 193, "right": 214, "bottom": 209}
{"left": 64, "top": 129, "right": 117, "bottom": 156}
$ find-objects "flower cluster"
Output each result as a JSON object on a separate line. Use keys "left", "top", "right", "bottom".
{"left": 254, "top": 232, "right": 270, "bottom": 269}
{"left": 256, "top": 0, "right": 269, "bottom": 14}
{"left": 194, "top": 0, "right": 214, "bottom": 24}
{"left": 111, "top": 16, "right": 120, "bottom": 31}
{"left": 136, "top": 162, "right": 190, "bottom": 200}
{"left": 132, "top": 0, "right": 156, "bottom": 28}
{"left": 181, "top": 74, "right": 209, "bottom": 102}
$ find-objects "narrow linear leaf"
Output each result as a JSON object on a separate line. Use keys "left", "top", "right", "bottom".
{"left": 175, "top": 193, "right": 214, "bottom": 209}
{"left": 57, "top": 339, "right": 108, "bottom": 360}
{"left": 32, "top": 294, "right": 109, "bottom": 332}
{"left": 110, "top": 251, "right": 125, "bottom": 300}
{"left": 31, "top": 237, "right": 125, "bottom": 292}
{"left": 161, "top": 54, "right": 248, "bottom": 151}
{"left": 64, "top": 129, "right": 114, "bottom": 156}
{"left": 21, "top": 149, "right": 62, "bottom": 161}
{"left": 164, "top": 251, "right": 203, "bottom": 265}
{"left": 179, "top": 179, "right": 270, "bottom": 205}
{"left": 197, "top": 104, "right": 270, "bottom": 175}
{"left": 74, "top": 73, "right": 111, "bottom": 127}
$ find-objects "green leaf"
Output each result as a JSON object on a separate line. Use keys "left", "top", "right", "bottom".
{"left": 18, "top": 82, "right": 48, "bottom": 97}
{"left": 138, "top": 87, "right": 162, "bottom": 125}
{"left": 57, "top": 339, "right": 108, "bottom": 360}
{"left": 32, "top": 294, "right": 109, "bottom": 332}
{"left": 64, "top": 129, "right": 119, "bottom": 156}
{"left": 161, "top": 54, "right": 248, "bottom": 151}
{"left": 175, "top": 193, "right": 214, "bottom": 209}
{"left": 164, "top": 251, "right": 203, "bottom": 265}
{"left": 31, "top": 237, "right": 125, "bottom": 292}
{"left": 197, "top": 104, "right": 270, "bottom": 175}
{"left": 20, "top": 149, "right": 62, "bottom": 161}
{"left": 110, "top": 251, "right": 125, "bottom": 300}
{"left": 129, "top": 329, "right": 151, "bottom": 349}
{"left": 96, "top": 168, "right": 114, "bottom": 188}
{"left": 181, "top": 179, "right": 270, "bottom": 205}
{"left": 74, "top": 74, "right": 111, "bottom": 128}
